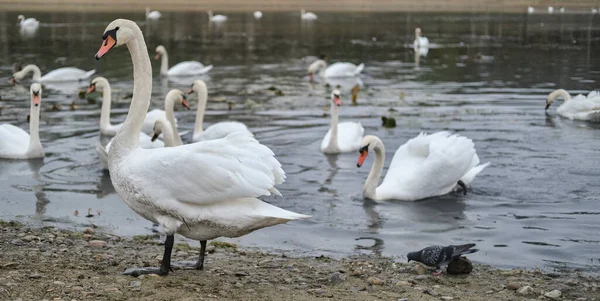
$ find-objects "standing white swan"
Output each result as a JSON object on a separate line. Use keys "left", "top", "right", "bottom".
{"left": 155, "top": 45, "right": 213, "bottom": 76}
{"left": 0, "top": 83, "right": 44, "bottom": 159}
{"left": 545, "top": 89, "right": 600, "bottom": 121}
{"left": 208, "top": 11, "right": 228, "bottom": 22}
{"left": 254, "top": 11, "right": 263, "bottom": 19}
{"left": 95, "top": 19, "right": 309, "bottom": 276}
{"left": 413, "top": 28, "right": 430, "bottom": 56}
{"left": 17, "top": 15, "right": 40, "bottom": 28}
{"left": 308, "top": 59, "right": 364, "bottom": 81}
{"left": 146, "top": 7, "right": 161, "bottom": 20}
{"left": 356, "top": 132, "right": 490, "bottom": 202}
{"left": 301, "top": 9, "right": 317, "bottom": 20}
{"left": 12, "top": 64, "right": 95, "bottom": 83}
{"left": 86, "top": 77, "right": 171, "bottom": 136}
{"left": 321, "top": 90, "right": 364, "bottom": 154}
{"left": 188, "top": 80, "right": 251, "bottom": 142}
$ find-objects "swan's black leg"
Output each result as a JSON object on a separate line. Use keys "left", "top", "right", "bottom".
{"left": 457, "top": 180, "right": 467, "bottom": 196}
{"left": 195, "top": 240, "right": 207, "bottom": 270}
{"left": 122, "top": 234, "right": 174, "bottom": 277}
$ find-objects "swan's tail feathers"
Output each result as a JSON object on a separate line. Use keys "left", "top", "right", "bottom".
{"left": 85, "top": 69, "right": 97, "bottom": 78}
{"left": 268, "top": 187, "right": 283, "bottom": 197}
{"left": 460, "top": 162, "right": 490, "bottom": 186}
{"left": 354, "top": 63, "right": 365, "bottom": 75}
{"left": 199, "top": 65, "right": 213, "bottom": 74}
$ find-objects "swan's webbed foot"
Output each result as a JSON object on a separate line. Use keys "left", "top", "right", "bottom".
{"left": 122, "top": 266, "right": 169, "bottom": 276}
{"left": 123, "top": 234, "right": 174, "bottom": 277}
{"left": 457, "top": 180, "right": 467, "bottom": 196}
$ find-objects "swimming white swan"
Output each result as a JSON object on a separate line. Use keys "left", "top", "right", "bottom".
{"left": 87, "top": 77, "right": 171, "bottom": 136}
{"left": 188, "top": 80, "right": 251, "bottom": 142}
{"left": 0, "top": 83, "right": 44, "bottom": 159}
{"left": 208, "top": 11, "right": 228, "bottom": 22}
{"left": 17, "top": 15, "right": 39, "bottom": 28}
{"left": 548, "top": 6, "right": 554, "bottom": 14}
{"left": 155, "top": 45, "right": 213, "bottom": 77}
{"left": 254, "top": 11, "right": 263, "bottom": 19}
{"left": 357, "top": 132, "right": 490, "bottom": 202}
{"left": 12, "top": 64, "right": 95, "bottom": 83}
{"left": 95, "top": 19, "right": 309, "bottom": 276}
{"left": 528, "top": 6, "right": 535, "bottom": 14}
{"left": 545, "top": 89, "right": 600, "bottom": 121}
{"left": 413, "top": 28, "right": 430, "bottom": 56}
{"left": 308, "top": 59, "right": 364, "bottom": 81}
{"left": 301, "top": 9, "right": 317, "bottom": 20}
{"left": 146, "top": 7, "right": 161, "bottom": 20}
{"left": 321, "top": 90, "right": 364, "bottom": 154}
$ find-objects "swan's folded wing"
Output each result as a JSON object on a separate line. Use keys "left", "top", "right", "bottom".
{"left": 125, "top": 131, "right": 285, "bottom": 205}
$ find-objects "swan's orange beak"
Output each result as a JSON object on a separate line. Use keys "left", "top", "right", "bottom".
{"left": 9, "top": 77, "right": 18, "bottom": 85}
{"left": 154, "top": 53, "right": 160, "bottom": 60}
{"left": 151, "top": 132, "right": 159, "bottom": 142}
{"left": 182, "top": 97, "right": 191, "bottom": 110}
{"left": 87, "top": 83, "right": 96, "bottom": 94}
{"left": 333, "top": 95, "right": 342, "bottom": 106}
{"left": 309, "top": 73, "right": 314, "bottom": 81}
{"left": 357, "top": 150, "right": 368, "bottom": 167}
{"left": 96, "top": 35, "right": 116, "bottom": 60}
{"left": 33, "top": 93, "right": 40, "bottom": 106}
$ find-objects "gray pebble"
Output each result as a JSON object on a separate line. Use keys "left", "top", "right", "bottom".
{"left": 10, "top": 239, "right": 24, "bottom": 246}
{"left": 28, "top": 274, "right": 42, "bottom": 279}
{"left": 328, "top": 272, "right": 346, "bottom": 285}
{"left": 130, "top": 281, "right": 142, "bottom": 288}
{"left": 414, "top": 275, "right": 429, "bottom": 280}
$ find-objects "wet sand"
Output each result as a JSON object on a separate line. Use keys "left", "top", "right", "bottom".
{"left": 1, "top": 0, "right": 600, "bottom": 13}
{"left": 1, "top": 220, "right": 598, "bottom": 301}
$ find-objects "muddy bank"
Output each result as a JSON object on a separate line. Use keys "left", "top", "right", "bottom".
{"left": 0, "top": 220, "right": 597, "bottom": 301}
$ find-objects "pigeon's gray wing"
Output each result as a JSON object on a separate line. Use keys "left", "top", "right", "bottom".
{"left": 420, "top": 245, "right": 445, "bottom": 267}
{"left": 450, "top": 243, "right": 478, "bottom": 258}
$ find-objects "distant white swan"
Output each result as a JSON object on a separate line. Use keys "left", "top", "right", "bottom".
{"left": 0, "top": 83, "right": 44, "bottom": 159}
{"left": 17, "top": 15, "right": 39, "bottom": 28}
{"left": 94, "top": 19, "right": 309, "bottom": 276}
{"left": 87, "top": 77, "right": 170, "bottom": 136}
{"left": 254, "top": 11, "right": 263, "bottom": 19}
{"left": 528, "top": 6, "right": 535, "bottom": 14}
{"left": 12, "top": 64, "right": 95, "bottom": 83}
{"left": 188, "top": 80, "right": 251, "bottom": 142}
{"left": 308, "top": 59, "right": 364, "bottom": 81}
{"left": 413, "top": 28, "right": 430, "bottom": 57}
{"left": 548, "top": 6, "right": 554, "bottom": 14}
{"left": 155, "top": 45, "right": 213, "bottom": 77}
{"left": 546, "top": 89, "right": 600, "bottom": 121}
{"left": 321, "top": 90, "right": 364, "bottom": 154}
{"left": 208, "top": 11, "right": 228, "bottom": 22}
{"left": 301, "top": 9, "right": 317, "bottom": 20}
{"left": 357, "top": 132, "right": 490, "bottom": 202}
{"left": 146, "top": 7, "right": 161, "bottom": 20}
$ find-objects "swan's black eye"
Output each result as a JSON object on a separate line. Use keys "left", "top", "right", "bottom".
{"left": 359, "top": 144, "right": 369, "bottom": 153}
{"left": 181, "top": 94, "right": 186, "bottom": 100}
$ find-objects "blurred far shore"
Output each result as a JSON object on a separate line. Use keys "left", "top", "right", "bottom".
{"left": 3, "top": 0, "right": 600, "bottom": 13}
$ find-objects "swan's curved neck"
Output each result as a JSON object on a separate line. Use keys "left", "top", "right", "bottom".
{"left": 159, "top": 50, "right": 169, "bottom": 76}
{"left": 165, "top": 96, "right": 183, "bottom": 146}
{"left": 99, "top": 82, "right": 113, "bottom": 131}
{"left": 193, "top": 88, "right": 207, "bottom": 136}
{"left": 549, "top": 89, "right": 571, "bottom": 103}
{"left": 112, "top": 26, "right": 152, "bottom": 152}
{"left": 22, "top": 65, "right": 42, "bottom": 80}
{"left": 328, "top": 104, "right": 339, "bottom": 151}
{"left": 28, "top": 96, "right": 42, "bottom": 152}
{"left": 364, "top": 138, "right": 385, "bottom": 200}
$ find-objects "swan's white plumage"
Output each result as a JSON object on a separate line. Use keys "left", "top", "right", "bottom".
{"left": 362, "top": 132, "right": 489, "bottom": 202}
{"left": 321, "top": 122, "right": 364, "bottom": 152}
{"left": 18, "top": 15, "right": 39, "bottom": 28}
{"left": 254, "top": 11, "right": 263, "bottom": 19}
{"left": 301, "top": 9, "right": 317, "bottom": 20}
{"left": 208, "top": 11, "right": 228, "bottom": 22}
{"left": 97, "top": 133, "right": 164, "bottom": 170}
{"left": 146, "top": 7, "right": 161, "bottom": 20}
{"left": 13, "top": 65, "right": 95, "bottom": 83}
{"left": 324, "top": 62, "right": 364, "bottom": 78}
{"left": 168, "top": 62, "right": 213, "bottom": 76}
{"left": 547, "top": 89, "right": 600, "bottom": 122}
{"left": 193, "top": 121, "right": 250, "bottom": 142}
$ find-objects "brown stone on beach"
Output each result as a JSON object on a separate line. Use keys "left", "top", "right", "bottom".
{"left": 446, "top": 256, "right": 473, "bottom": 275}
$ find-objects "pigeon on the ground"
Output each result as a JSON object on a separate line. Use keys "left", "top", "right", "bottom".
{"left": 407, "top": 244, "right": 479, "bottom": 274}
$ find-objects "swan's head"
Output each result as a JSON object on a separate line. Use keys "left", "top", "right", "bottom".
{"left": 88, "top": 77, "right": 109, "bottom": 93}
{"left": 357, "top": 135, "right": 382, "bottom": 168}
{"left": 12, "top": 66, "right": 30, "bottom": 82}
{"left": 30, "top": 83, "right": 41, "bottom": 107}
{"left": 155, "top": 45, "right": 166, "bottom": 60}
{"left": 545, "top": 89, "right": 569, "bottom": 110}
{"left": 152, "top": 118, "right": 169, "bottom": 142}
{"left": 331, "top": 90, "right": 342, "bottom": 106}
{"left": 17, "top": 15, "right": 25, "bottom": 22}
{"left": 188, "top": 79, "right": 208, "bottom": 95}
{"left": 415, "top": 28, "right": 422, "bottom": 36}
{"left": 308, "top": 59, "right": 327, "bottom": 80}
{"left": 167, "top": 89, "right": 190, "bottom": 110}
{"left": 95, "top": 19, "right": 139, "bottom": 60}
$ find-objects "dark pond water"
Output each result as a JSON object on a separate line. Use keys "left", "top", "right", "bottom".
{"left": 1, "top": 11, "right": 600, "bottom": 271}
